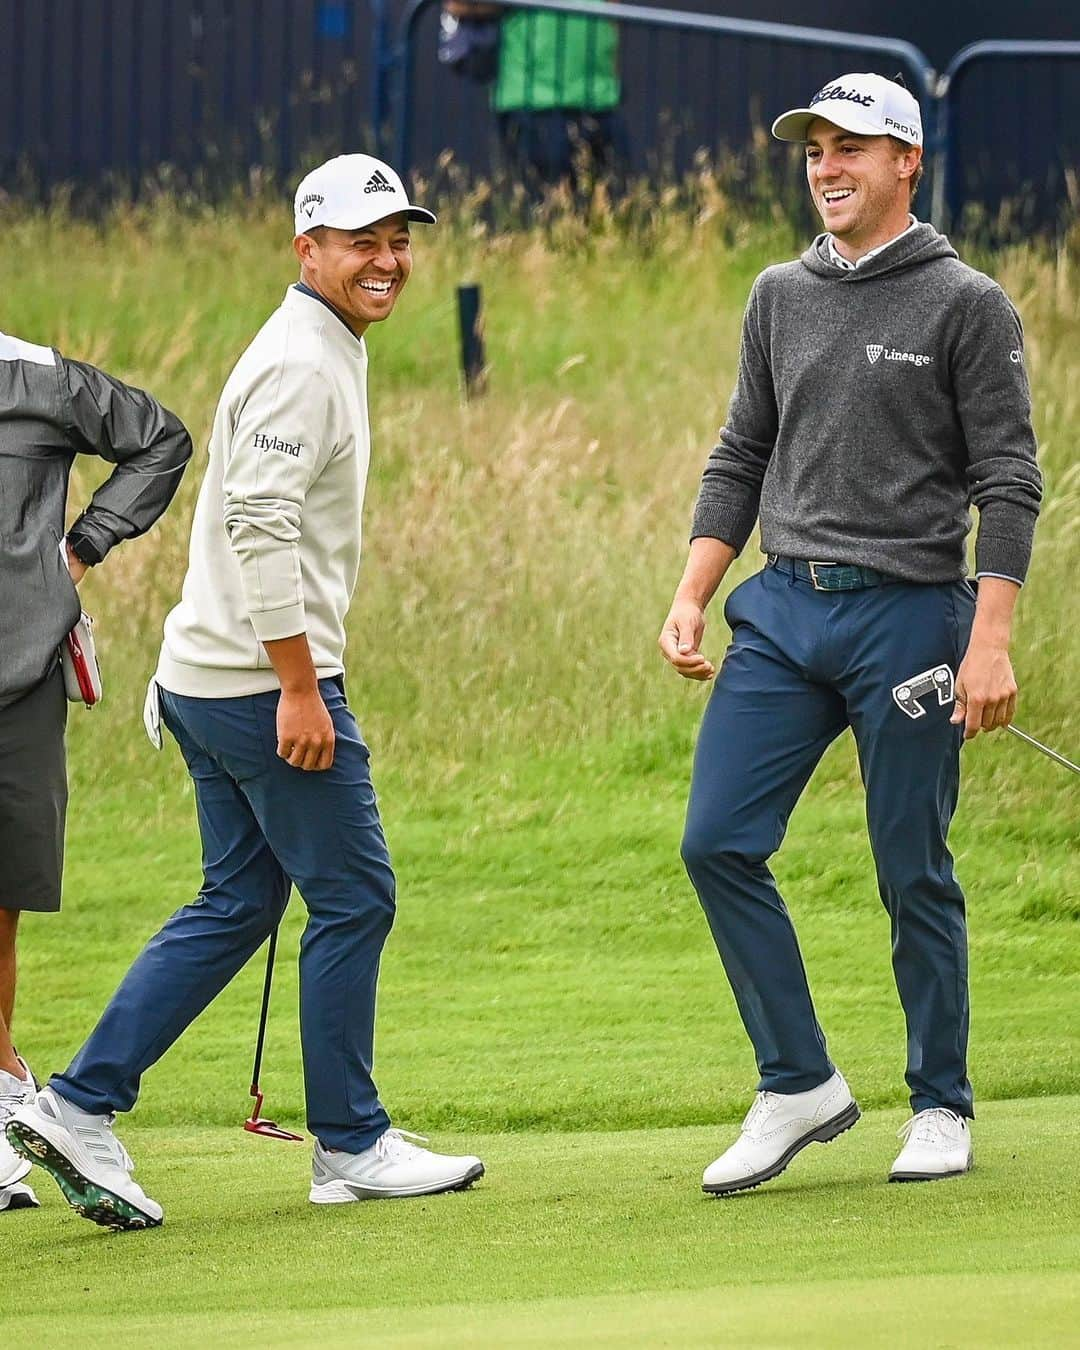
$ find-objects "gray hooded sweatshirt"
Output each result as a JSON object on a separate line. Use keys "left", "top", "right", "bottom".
{"left": 691, "top": 223, "right": 1042, "bottom": 584}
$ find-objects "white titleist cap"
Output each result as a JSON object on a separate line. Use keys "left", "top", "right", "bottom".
{"left": 293, "top": 154, "right": 437, "bottom": 235}
{"left": 771, "top": 72, "right": 923, "bottom": 147}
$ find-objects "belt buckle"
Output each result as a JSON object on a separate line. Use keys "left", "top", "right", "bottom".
{"left": 807, "top": 561, "right": 830, "bottom": 591}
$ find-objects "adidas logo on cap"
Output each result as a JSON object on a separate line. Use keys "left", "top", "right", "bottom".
{"left": 293, "top": 154, "right": 436, "bottom": 233}
{"left": 364, "top": 169, "right": 396, "bottom": 195}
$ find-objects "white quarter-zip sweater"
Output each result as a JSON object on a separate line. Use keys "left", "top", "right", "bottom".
{"left": 156, "top": 286, "right": 370, "bottom": 697}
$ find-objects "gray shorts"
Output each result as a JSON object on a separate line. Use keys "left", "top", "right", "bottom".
{"left": 0, "top": 664, "right": 67, "bottom": 912}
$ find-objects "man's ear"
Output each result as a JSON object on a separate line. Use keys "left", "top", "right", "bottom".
{"left": 899, "top": 144, "right": 922, "bottom": 183}
{"left": 294, "top": 233, "right": 317, "bottom": 268}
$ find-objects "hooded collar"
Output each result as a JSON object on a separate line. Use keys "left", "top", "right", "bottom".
{"left": 801, "top": 220, "right": 958, "bottom": 281}
{"left": 826, "top": 215, "right": 920, "bottom": 270}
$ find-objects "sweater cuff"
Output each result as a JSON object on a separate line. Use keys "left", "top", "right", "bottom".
{"left": 974, "top": 532, "right": 1033, "bottom": 588}
{"left": 249, "top": 604, "right": 307, "bottom": 643}
{"left": 690, "top": 499, "right": 757, "bottom": 554}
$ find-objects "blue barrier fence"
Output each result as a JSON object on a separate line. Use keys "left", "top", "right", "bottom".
{"left": 388, "top": 0, "right": 1080, "bottom": 230}
{"left": 931, "top": 41, "right": 1080, "bottom": 228}
{"left": 0, "top": 1, "right": 1075, "bottom": 229}
{"left": 391, "top": 0, "right": 936, "bottom": 176}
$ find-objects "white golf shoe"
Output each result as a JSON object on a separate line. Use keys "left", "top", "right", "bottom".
{"left": 0, "top": 1179, "right": 39, "bottom": 1210}
{"left": 0, "top": 1059, "right": 37, "bottom": 1190}
{"left": 889, "top": 1107, "right": 972, "bottom": 1182}
{"left": 702, "top": 1071, "right": 860, "bottom": 1196}
{"left": 310, "top": 1128, "right": 485, "bottom": 1203}
{"left": 5, "top": 1087, "right": 163, "bottom": 1230}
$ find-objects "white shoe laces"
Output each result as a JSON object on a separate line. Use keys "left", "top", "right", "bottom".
{"left": 741, "top": 1092, "right": 780, "bottom": 1139}
{"left": 897, "top": 1108, "right": 964, "bottom": 1147}
{"left": 373, "top": 1128, "right": 430, "bottom": 1162}
{"left": 0, "top": 1073, "right": 34, "bottom": 1125}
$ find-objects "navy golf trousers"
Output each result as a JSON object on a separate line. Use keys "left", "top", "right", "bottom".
{"left": 681, "top": 562, "right": 976, "bottom": 1118}
{"left": 53, "top": 678, "right": 396, "bottom": 1151}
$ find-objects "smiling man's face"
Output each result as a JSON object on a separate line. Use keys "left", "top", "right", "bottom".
{"left": 294, "top": 213, "right": 413, "bottom": 336}
{"left": 804, "top": 119, "right": 920, "bottom": 253}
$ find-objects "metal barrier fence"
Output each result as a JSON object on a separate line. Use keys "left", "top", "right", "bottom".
{"left": 387, "top": 0, "right": 1080, "bottom": 231}
{"left": 932, "top": 41, "right": 1080, "bottom": 229}
{"left": 0, "top": 1, "right": 1075, "bottom": 229}
{"left": 390, "top": 0, "right": 939, "bottom": 207}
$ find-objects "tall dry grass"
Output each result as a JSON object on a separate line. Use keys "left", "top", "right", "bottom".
{"left": 4, "top": 189, "right": 1075, "bottom": 797}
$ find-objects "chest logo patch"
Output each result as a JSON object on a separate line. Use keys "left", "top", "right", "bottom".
{"left": 866, "top": 343, "right": 934, "bottom": 368}
{"left": 892, "top": 664, "right": 955, "bottom": 720}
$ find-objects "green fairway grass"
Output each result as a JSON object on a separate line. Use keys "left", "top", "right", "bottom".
{"left": 6, "top": 1099, "right": 1080, "bottom": 1348}
{"left": 23, "top": 731, "right": 1080, "bottom": 1138}
{"left": 3, "top": 197, "right": 1077, "bottom": 1341}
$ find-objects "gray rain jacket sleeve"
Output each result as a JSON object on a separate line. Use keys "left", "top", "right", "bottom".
{"left": 62, "top": 358, "right": 193, "bottom": 565}
{"left": 0, "top": 338, "right": 193, "bottom": 708}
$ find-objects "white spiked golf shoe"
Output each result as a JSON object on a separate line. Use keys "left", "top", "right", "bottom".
{"left": 5, "top": 1087, "right": 163, "bottom": 1230}
{"left": 310, "top": 1128, "right": 485, "bottom": 1203}
{"left": 889, "top": 1107, "right": 972, "bottom": 1182}
{"left": 0, "top": 1059, "right": 37, "bottom": 1190}
{"left": 702, "top": 1071, "right": 860, "bottom": 1196}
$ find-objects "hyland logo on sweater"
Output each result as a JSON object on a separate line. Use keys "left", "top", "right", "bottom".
{"left": 364, "top": 169, "right": 395, "bottom": 195}
{"left": 253, "top": 432, "right": 303, "bottom": 457}
{"left": 866, "top": 343, "right": 933, "bottom": 368}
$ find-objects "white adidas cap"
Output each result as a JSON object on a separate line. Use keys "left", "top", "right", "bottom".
{"left": 293, "top": 154, "right": 437, "bottom": 235}
{"left": 771, "top": 73, "right": 923, "bottom": 147}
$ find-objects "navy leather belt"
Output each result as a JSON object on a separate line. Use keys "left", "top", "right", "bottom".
{"left": 767, "top": 555, "right": 898, "bottom": 592}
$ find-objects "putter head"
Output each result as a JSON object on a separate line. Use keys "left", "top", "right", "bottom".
{"left": 244, "top": 1087, "right": 304, "bottom": 1142}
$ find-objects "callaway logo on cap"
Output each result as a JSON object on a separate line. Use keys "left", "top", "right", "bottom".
{"left": 771, "top": 72, "right": 923, "bottom": 147}
{"left": 293, "top": 154, "right": 437, "bottom": 235}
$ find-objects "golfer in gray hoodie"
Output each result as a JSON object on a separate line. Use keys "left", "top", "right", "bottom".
{"left": 659, "top": 73, "right": 1041, "bottom": 1195}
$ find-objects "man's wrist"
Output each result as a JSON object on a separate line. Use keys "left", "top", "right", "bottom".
{"left": 278, "top": 676, "right": 320, "bottom": 697}
{"left": 674, "top": 586, "right": 710, "bottom": 610}
{"left": 969, "top": 622, "right": 1012, "bottom": 650}
{"left": 66, "top": 532, "right": 102, "bottom": 567}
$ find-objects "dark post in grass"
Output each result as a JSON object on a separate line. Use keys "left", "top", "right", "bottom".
{"left": 457, "top": 284, "right": 487, "bottom": 399}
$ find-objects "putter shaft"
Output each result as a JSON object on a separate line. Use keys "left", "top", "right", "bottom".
{"left": 1007, "top": 724, "right": 1080, "bottom": 777}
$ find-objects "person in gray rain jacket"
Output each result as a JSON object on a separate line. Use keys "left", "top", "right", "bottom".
{"left": 0, "top": 332, "right": 191, "bottom": 1211}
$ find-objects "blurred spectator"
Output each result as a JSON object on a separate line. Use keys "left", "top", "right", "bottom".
{"left": 443, "top": 0, "right": 626, "bottom": 191}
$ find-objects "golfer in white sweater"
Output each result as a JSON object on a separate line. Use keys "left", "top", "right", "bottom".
{"left": 8, "top": 155, "right": 485, "bottom": 1230}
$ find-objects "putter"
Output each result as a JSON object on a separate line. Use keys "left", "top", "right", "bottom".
{"left": 1007, "top": 724, "right": 1080, "bottom": 777}
{"left": 244, "top": 925, "right": 304, "bottom": 1141}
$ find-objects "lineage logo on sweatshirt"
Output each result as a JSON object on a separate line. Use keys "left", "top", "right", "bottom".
{"left": 254, "top": 432, "right": 303, "bottom": 458}
{"left": 866, "top": 344, "right": 933, "bottom": 369}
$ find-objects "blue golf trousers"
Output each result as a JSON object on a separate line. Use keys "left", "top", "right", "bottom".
{"left": 681, "top": 562, "right": 976, "bottom": 1118}
{"left": 53, "top": 678, "right": 396, "bottom": 1151}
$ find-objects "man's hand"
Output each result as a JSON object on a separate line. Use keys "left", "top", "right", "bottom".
{"left": 263, "top": 633, "right": 335, "bottom": 770}
{"left": 950, "top": 576, "right": 1022, "bottom": 740}
{"left": 951, "top": 639, "right": 1017, "bottom": 739}
{"left": 276, "top": 688, "right": 336, "bottom": 771}
{"left": 659, "top": 599, "right": 716, "bottom": 681}
{"left": 65, "top": 542, "right": 88, "bottom": 586}
{"left": 658, "top": 538, "right": 737, "bottom": 682}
